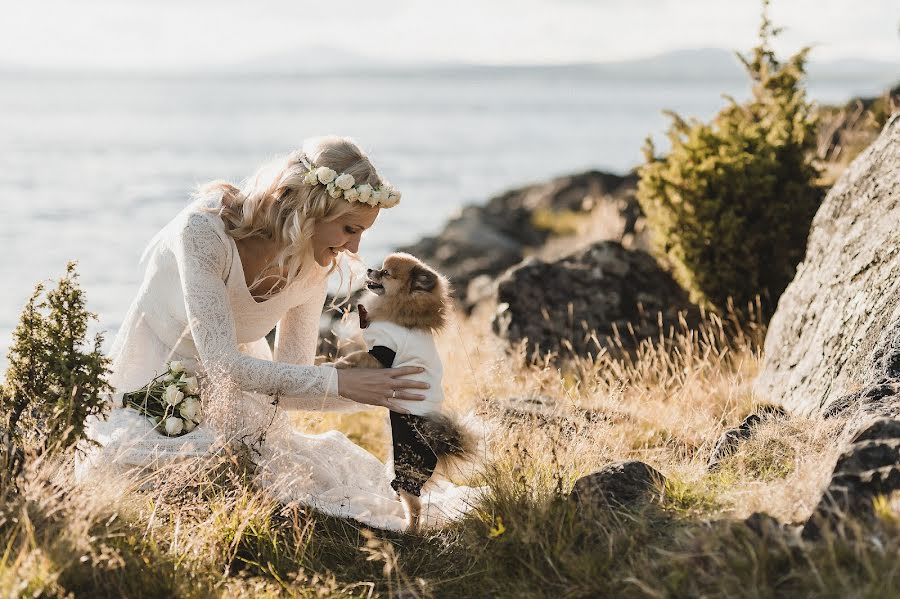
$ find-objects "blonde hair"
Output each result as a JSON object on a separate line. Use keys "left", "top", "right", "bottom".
{"left": 198, "top": 136, "right": 384, "bottom": 298}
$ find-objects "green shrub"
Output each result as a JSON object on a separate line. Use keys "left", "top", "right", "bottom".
{"left": 1, "top": 262, "right": 111, "bottom": 462}
{"left": 636, "top": 2, "right": 822, "bottom": 314}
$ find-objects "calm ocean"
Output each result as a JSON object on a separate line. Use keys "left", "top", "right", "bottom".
{"left": 0, "top": 69, "right": 891, "bottom": 364}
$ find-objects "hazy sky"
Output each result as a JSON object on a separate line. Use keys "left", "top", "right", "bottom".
{"left": 2, "top": 0, "right": 898, "bottom": 70}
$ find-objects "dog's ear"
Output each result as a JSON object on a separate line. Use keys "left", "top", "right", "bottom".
{"left": 410, "top": 266, "right": 438, "bottom": 293}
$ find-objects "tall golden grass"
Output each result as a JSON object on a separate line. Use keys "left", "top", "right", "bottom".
{"left": 2, "top": 305, "right": 896, "bottom": 598}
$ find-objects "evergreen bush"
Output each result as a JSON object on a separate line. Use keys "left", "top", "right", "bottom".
{"left": 1, "top": 262, "right": 111, "bottom": 463}
{"left": 636, "top": 2, "right": 822, "bottom": 314}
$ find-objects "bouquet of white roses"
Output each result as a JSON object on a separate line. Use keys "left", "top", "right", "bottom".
{"left": 122, "top": 361, "right": 202, "bottom": 436}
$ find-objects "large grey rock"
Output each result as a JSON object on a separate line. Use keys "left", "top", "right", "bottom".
{"left": 754, "top": 114, "right": 900, "bottom": 417}
{"left": 493, "top": 241, "right": 698, "bottom": 360}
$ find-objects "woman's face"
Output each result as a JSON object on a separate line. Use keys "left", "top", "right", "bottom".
{"left": 311, "top": 205, "right": 380, "bottom": 267}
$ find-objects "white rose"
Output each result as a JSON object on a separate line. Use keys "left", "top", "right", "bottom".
{"left": 344, "top": 188, "right": 360, "bottom": 202}
{"left": 327, "top": 183, "right": 343, "bottom": 199}
{"left": 179, "top": 396, "right": 201, "bottom": 421}
{"left": 357, "top": 184, "right": 373, "bottom": 203}
{"left": 183, "top": 418, "right": 197, "bottom": 432}
{"left": 316, "top": 166, "right": 336, "bottom": 184}
{"left": 163, "top": 384, "right": 184, "bottom": 406}
{"left": 168, "top": 361, "right": 184, "bottom": 374}
{"left": 304, "top": 170, "right": 319, "bottom": 185}
{"left": 335, "top": 173, "right": 355, "bottom": 190}
{"left": 182, "top": 376, "right": 200, "bottom": 395}
{"left": 387, "top": 192, "right": 401, "bottom": 206}
{"left": 163, "top": 373, "right": 175, "bottom": 382}
{"left": 371, "top": 189, "right": 388, "bottom": 205}
{"left": 164, "top": 416, "right": 184, "bottom": 436}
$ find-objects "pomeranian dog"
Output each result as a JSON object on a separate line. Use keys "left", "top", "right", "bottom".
{"left": 334, "top": 252, "right": 474, "bottom": 532}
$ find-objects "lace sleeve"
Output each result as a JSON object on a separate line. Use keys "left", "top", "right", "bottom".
{"left": 274, "top": 286, "right": 326, "bottom": 367}
{"left": 174, "top": 213, "right": 348, "bottom": 409}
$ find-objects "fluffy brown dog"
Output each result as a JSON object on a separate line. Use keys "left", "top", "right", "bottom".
{"left": 335, "top": 252, "right": 473, "bottom": 531}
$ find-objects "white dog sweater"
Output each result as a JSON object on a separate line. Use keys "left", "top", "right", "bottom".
{"left": 362, "top": 321, "right": 444, "bottom": 417}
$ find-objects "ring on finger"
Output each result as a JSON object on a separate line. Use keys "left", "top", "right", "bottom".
{"left": 391, "top": 389, "right": 397, "bottom": 399}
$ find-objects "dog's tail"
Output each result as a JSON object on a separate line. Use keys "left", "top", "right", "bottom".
{"left": 419, "top": 411, "right": 489, "bottom": 480}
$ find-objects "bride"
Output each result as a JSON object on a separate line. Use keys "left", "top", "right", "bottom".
{"left": 81, "top": 136, "right": 479, "bottom": 530}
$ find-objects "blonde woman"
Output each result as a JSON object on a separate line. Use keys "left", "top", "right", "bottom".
{"left": 82, "top": 136, "right": 476, "bottom": 530}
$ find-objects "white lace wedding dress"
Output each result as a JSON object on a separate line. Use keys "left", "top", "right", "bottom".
{"left": 79, "top": 195, "right": 479, "bottom": 530}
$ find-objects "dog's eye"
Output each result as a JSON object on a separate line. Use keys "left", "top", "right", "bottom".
{"left": 382, "top": 270, "right": 391, "bottom": 278}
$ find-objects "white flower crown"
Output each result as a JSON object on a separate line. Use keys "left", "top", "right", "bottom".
{"left": 300, "top": 155, "right": 401, "bottom": 208}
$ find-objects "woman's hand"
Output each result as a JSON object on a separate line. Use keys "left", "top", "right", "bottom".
{"left": 336, "top": 367, "right": 429, "bottom": 413}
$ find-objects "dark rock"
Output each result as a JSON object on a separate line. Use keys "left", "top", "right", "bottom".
{"left": 477, "top": 170, "right": 640, "bottom": 248}
{"left": 850, "top": 417, "right": 900, "bottom": 443}
{"left": 570, "top": 460, "right": 666, "bottom": 508}
{"left": 824, "top": 381, "right": 900, "bottom": 419}
{"left": 707, "top": 406, "right": 787, "bottom": 470}
{"left": 743, "top": 512, "right": 783, "bottom": 537}
{"left": 397, "top": 170, "right": 644, "bottom": 306}
{"left": 803, "top": 417, "right": 900, "bottom": 539}
{"left": 754, "top": 114, "right": 900, "bottom": 417}
{"left": 492, "top": 241, "right": 698, "bottom": 360}
{"left": 707, "top": 416, "right": 760, "bottom": 470}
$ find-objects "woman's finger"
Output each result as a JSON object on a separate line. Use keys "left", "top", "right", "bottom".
{"left": 388, "top": 366, "right": 425, "bottom": 377}
{"left": 393, "top": 391, "right": 426, "bottom": 402}
{"left": 392, "top": 379, "right": 429, "bottom": 390}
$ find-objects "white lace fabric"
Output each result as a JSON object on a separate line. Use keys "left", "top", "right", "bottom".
{"left": 80, "top": 195, "right": 479, "bottom": 529}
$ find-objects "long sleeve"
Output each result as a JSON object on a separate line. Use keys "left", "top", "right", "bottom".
{"left": 274, "top": 286, "right": 326, "bottom": 366}
{"left": 174, "top": 212, "right": 349, "bottom": 410}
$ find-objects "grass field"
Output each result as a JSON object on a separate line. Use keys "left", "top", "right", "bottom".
{"left": 4, "top": 305, "right": 899, "bottom": 599}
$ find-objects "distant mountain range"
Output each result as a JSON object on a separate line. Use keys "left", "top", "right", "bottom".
{"left": 3, "top": 47, "right": 898, "bottom": 84}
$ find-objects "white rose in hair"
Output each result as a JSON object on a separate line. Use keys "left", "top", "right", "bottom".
{"left": 335, "top": 173, "right": 355, "bottom": 190}
{"left": 183, "top": 418, "right": 197, "bottom": 432}
{"left": 164, "top": 416, "right": 184, "bottom": 436}
{"left": 327, "top": 183, "right": 343, "bottom": 198}
{"left": 316, "top": 166, "right": 337, "bottom": 184}
{"left": 168, "top": 360, "right": 184, "bottom": 374}
{"left": 371, "top": 189, "right": 388, "bottom": 205}
{"left": 344, "top": 188, "right": 360, "bottom": 202}
{"left": 179, "top": 396, "right": 201, "bottom": 421}
{"left": 164, "top": 384, "right": 184, "bottom": 406}
{"left": 182, "top": 376, "right": 200, "bottom": 395}
{"left": 304, "top": 170, "right": 319, "bottom": 185}
{"left": 357, "top": 184, "right": 373, "bottom": 203}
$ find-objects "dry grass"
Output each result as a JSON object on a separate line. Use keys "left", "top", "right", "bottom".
{"left": 2, "top": 307, "right": 898, "bottom": 598}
